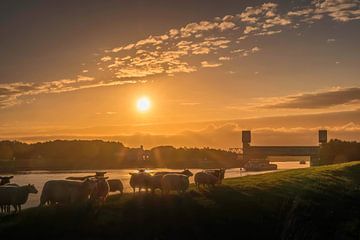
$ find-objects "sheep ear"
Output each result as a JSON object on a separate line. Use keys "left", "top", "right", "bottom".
{"left": 129, "top": 173, "right": 134, "bottom": 175}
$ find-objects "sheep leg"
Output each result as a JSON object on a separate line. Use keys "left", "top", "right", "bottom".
{"left": 18, "top": 205, "right": 21, "bottom": 212}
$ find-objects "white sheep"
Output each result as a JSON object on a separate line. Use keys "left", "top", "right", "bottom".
{"left": 161, "top": 174, "right": 190, "bottom": 194}
{"left": 129, "top": 172, "right": 152, "bottom": 193}
{"left": 194, "top": 169, "right": 226, "bottom": 189}
{"left": 39, "top": 179, "right": 97, "bottom": 206}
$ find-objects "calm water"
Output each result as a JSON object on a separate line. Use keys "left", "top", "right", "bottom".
{"left": 3, "top": 161, "right": 309, "bottom": 209}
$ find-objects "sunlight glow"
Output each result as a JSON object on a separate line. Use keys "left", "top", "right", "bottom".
{"left": 136, "top": 96, "right": 151, "bottom": 112}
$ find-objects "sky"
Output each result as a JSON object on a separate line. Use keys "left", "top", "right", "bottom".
{"left": 0, "top": 0, "right": 359, "bottom": 149}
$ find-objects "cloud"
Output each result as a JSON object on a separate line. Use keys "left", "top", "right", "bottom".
{"left": 219, "top": 56, "right": 231, "bottom": 61}
{"left": 201, "top": 61, "right": 223, "bottom": 68}
{"left": 288, "top": 0, "right": 360, "bottom": 23}
{"left": 260, "top": 87, "right": 360, "bottom": 109}
{"left": 1, "top": 1, "right": 359, "bottom": 108}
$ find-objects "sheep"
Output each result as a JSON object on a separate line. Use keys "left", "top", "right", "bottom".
{"left": 204, "top": 169, "right": 226, "bottom": 184}
{"left": 161, "top": 174, "right": 190, "bottom": 194}
{"left": 0, "top": 176, "right": 13, "bottom": 186}
{"left": 129, "top": 172, "right": 152, "bottom": 193}
{"left": 194, "top": 172, "right": 219, "bottom": 189}
{"left": 107, "top": 179, "right": 124, "bottom": 195}
{"left": 154, "top": 169, "right": 193, "bottom": 177}
{"left": 40, "top": 179, "right": 97, "bottom": 206}
{"left": 0, "top": 184, "right": 38, "bottom": 213}
{"left": 90, "top": 177, "right": 110, "bottom": 205}
{"left": 194, "top": 169, "right": 226, "bottom": 189}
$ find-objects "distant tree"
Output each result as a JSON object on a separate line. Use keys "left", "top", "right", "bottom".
{"left": 0, "top": 140, "right": 240, "bottom": 170}
{"left": 320, "top": 139, "right": 360, "bottom": 165}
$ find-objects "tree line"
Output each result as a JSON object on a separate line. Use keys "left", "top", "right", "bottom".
{"left": 319, "top": 139, "right": 360, "bottom": 165}
{"left": 0, "top": 140, "right": 239, "bottom": 171}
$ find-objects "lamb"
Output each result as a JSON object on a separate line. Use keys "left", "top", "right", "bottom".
{"left": 40, "top": 179, "right": 97, "bottom": 206}
{"left": 154, "top": 169, "right": 193, "bottom": 177}
{"left": 161, "top": 174, "right": 190, "bottom": 194}
{"left": 90, "top": 177, "right": 110, "bottom": 204}
{"left": 0, "top": 184, "right": 38, "bottom": 213}
{"left": 107, "top": 179, "right": 124, "bottom": 195}
{"left": 129, "top": 172, "right": 152, "bottom": 193}
{"left": 0, "top": 176, "right": 13, "bottom": 186}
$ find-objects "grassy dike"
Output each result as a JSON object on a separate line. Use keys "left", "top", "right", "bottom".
{"left": 0, "top": 162, "right": 360, "bottom": 239}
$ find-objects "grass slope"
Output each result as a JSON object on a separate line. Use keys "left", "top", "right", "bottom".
{"left": 1, "top": 162, "right": 360, "bottom": 239}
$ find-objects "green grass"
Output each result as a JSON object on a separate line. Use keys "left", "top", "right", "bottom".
{"left": 1, "top": 162, "right": 360, "bottom": 239}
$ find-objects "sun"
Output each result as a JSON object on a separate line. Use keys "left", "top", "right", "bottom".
{"left": 136, "top": 96, "right": 151, "bottom": 112}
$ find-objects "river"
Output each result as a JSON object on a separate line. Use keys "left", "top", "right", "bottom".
{"left": 2, "top": 161, "right": 309, "bottom": 209}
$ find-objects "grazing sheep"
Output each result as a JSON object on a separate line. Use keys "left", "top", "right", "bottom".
{"left": 154, "top": 169, "right": 193, "bottom": 177}
{"left": 129, "top": 172, "right": 152, "bottom": 193}
{"left": 40, "top": 179, "right": 97, "bottom": 206}
{"left": 0, "top": 176, "right": 13, "bottom": 186}
{"left": 90, "top": 177, "right": 110, "bottom": 204}
{"left": 0, "top": 184, "right": 38, "bottom": 213}
{"left": 161, "top": 174, "right": 190, "bottom": 194}
{"left": 107, "top": 179, "right": 124, "bottom": 195}
{"left": 194, "top": 172, "right": 219, "bottom": 189}
{"left": 204, "top": 169, "right": 226, "bottom": 183}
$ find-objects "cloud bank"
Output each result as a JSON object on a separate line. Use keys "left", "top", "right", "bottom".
{"left": 259, "top": 87, "right": 360, "bottom": 109}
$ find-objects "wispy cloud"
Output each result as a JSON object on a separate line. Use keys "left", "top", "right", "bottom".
{"left": 259, "top": 87, "right": 360, "bottom": 109}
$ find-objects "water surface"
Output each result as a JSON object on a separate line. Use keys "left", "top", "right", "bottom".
{"left": 3, "top": 161, "right": 309, "bottom": 209}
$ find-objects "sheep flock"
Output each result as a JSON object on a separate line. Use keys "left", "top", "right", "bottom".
{"left": 0, "top": 168, "right": 225, "bottom": 214}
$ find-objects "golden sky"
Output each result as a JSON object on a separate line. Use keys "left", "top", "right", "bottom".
{"left": 0, "top": 0, "right": 359, "bottom": 148}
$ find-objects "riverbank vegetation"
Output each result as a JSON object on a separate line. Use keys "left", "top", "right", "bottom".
{"left": 0, "top": 140, "right": 238, "bottom": 171}
{"left": 0, "top": 161, "right": 359, "bottom": 239}
{"left": 0, "top": 139, "right": 359, "bottom": 171}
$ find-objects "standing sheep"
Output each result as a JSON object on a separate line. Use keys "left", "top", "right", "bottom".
{"left": 195, "top": 169, "right": 226, "bottom": 189}
{"left": 161, "top": 174, "right": 190, "bottom": 194}
{"left": 194, "top": 172, "right": 219, "bottom": 189}
{"left": 90, "top": 177, "right": 110, "bottom": 205}
{"left": 107, "top": 179, "right": 124, "bottom": 195}
{"left": 0, "top": 184, "right": 38, "bottom": 213}
{"left": 40, "top": 179, "right": 97, "bottom": 206}
{"left": 204, "top": 169, "right": 226, "bottom": 184}
{"left": 129, "top": 172, "right": 152, "bottom": 193}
